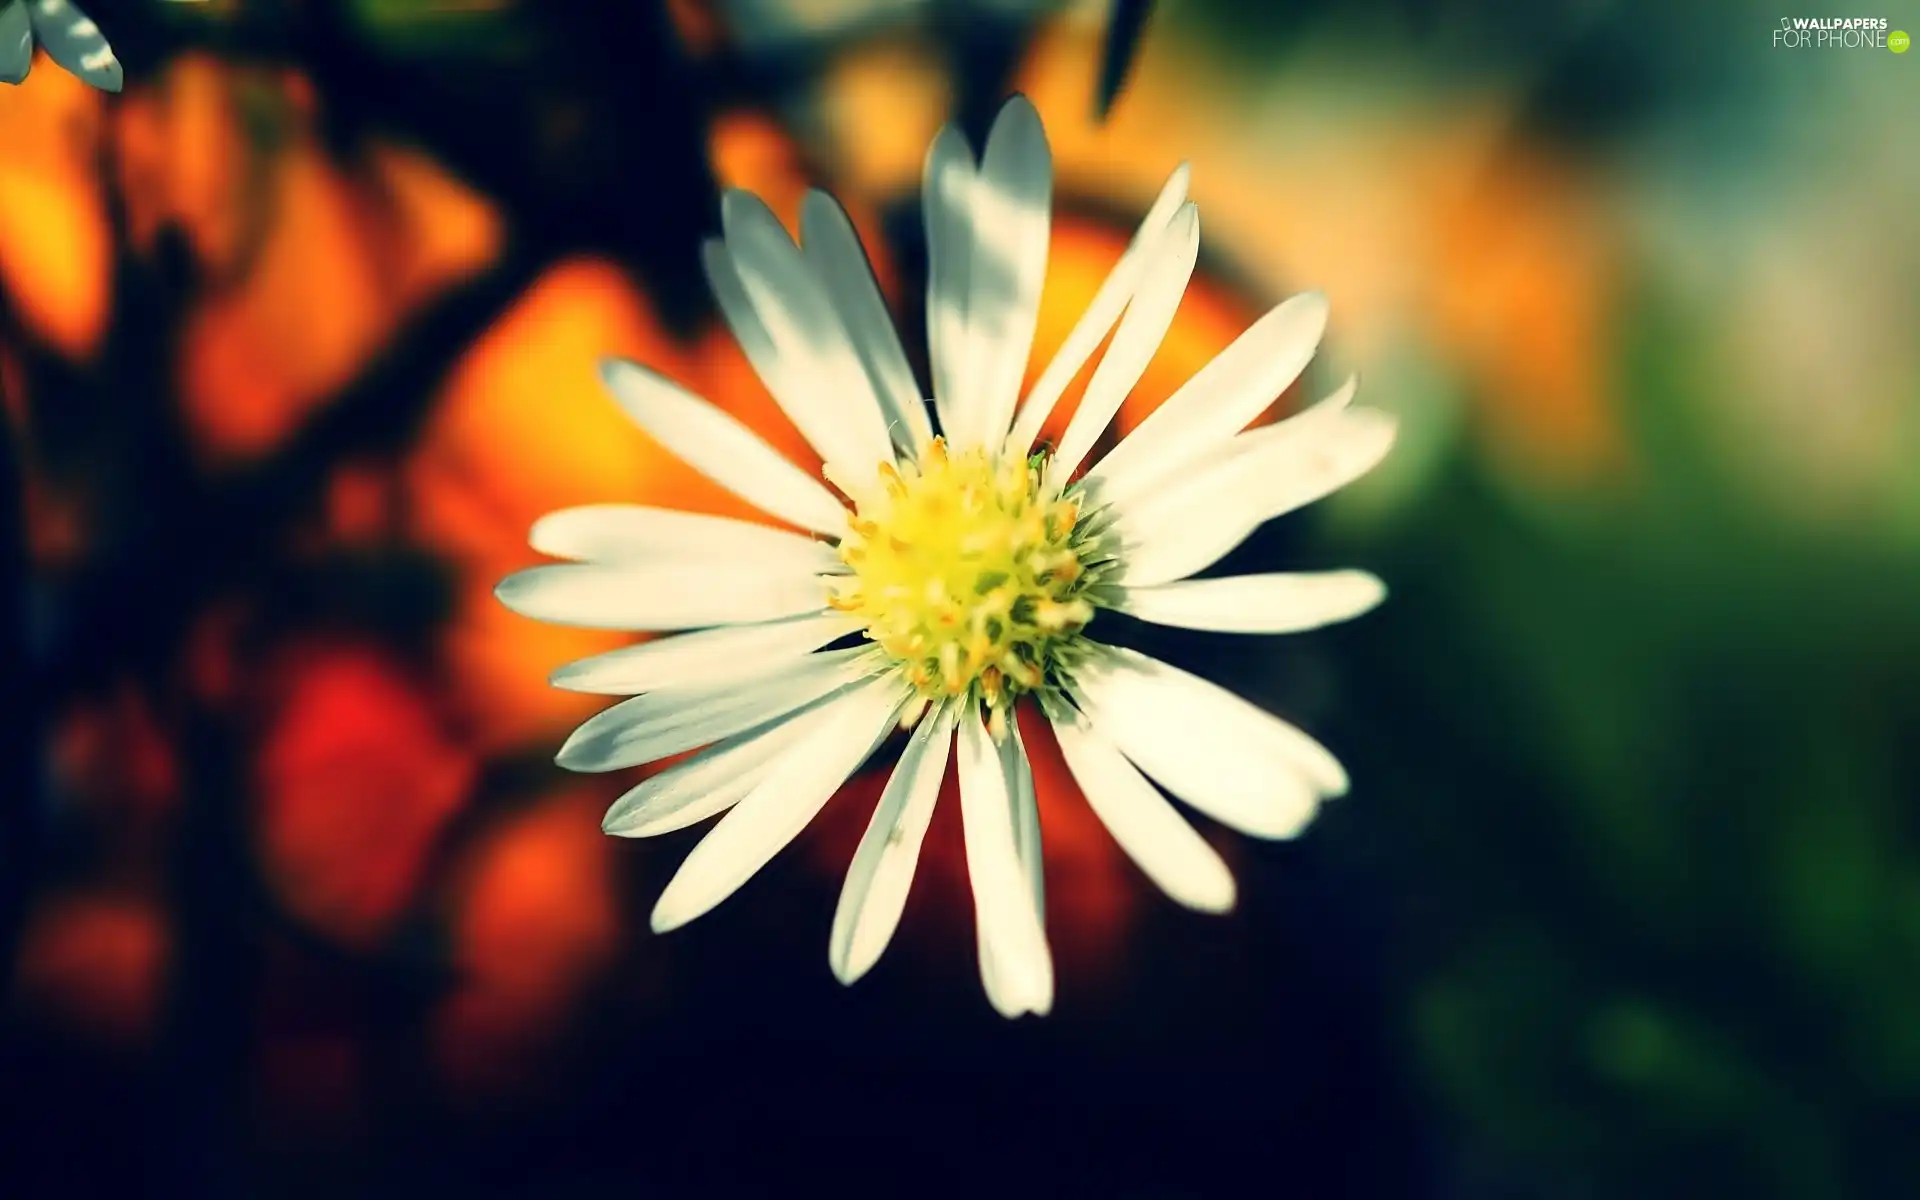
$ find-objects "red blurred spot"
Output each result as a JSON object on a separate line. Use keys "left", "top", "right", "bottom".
{"left": 13, "top": 893, "right": 170, "bottom": 1045}
{"left": 665, "top": 0, "right": 726, "bottom": 54}
{"left": 435, "top": 792, "right": 621, "bottom": 1095}
{"left": 20, "top": 470, "right": 87, "bottom": 570}
{"left": 51, "top": 684, "right": 181, "bottom": 826}
{"left": 254, "top": 646, "right": 476, "bottom": 947}
{"left": 257, "top": 1028, "right": 362, "bottom": 1131}
{"left": 185, "top": 603, "right": 248, "bottom": 708}
{"left": 324, "top": 462, "right": 396, "bottom": 543}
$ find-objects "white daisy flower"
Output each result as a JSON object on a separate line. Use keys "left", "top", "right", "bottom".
{"left": 497, "top": 96, "right": 1396, "bottom": 1018}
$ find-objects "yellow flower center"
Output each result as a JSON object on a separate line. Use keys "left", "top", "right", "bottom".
{"left": 829, "top": 437, "right": 1095, "bottom": 723}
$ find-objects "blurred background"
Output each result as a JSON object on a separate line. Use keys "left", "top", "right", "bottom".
{"left": 2, "top": 1, "right": 1917, "bottom": 1196}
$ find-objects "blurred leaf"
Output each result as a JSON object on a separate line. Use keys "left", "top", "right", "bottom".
{"left": 26, "top": 0, "right": 123, "bottom": 93}
{"left": 347, "top": 0, "right": 538, "bottom": 61}
{"left": 1334, "top": 266, "right": 1920, "bottom": 1195}
{"left": 0, "top": 1, "right": 30, "bottom": 86}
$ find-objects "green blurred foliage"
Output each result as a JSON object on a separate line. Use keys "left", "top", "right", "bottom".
{"left": 346, "top": 0, "right": 540, "bottom": 60}
{"left": 1332, "top": 275, "right": 1920, "bottom": 1197}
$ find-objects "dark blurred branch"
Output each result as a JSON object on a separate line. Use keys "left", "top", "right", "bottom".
{"left": 0, "top": 362, "right": 37, "bottom": 990}
{"left": 293, "top": 0, "right": 722, "bottom": 331}
{"left": 934, "top": 0, "right": 1036, "bottom": 146}
{"left": 1095, "top": 0, "right": 1155, "bottom": 120}
{"left": 45, "top": 237, "right": 550, "bottom": 705}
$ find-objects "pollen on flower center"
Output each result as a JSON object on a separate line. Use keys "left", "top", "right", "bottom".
{"left": 828, "top": 437, "right": 1095, "bottom": 721}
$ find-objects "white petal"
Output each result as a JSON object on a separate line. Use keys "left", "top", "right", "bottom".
{"left": 717, "top": 193, "right": 897, "bottom": 476}
{"left": 956, "top": 706, "right": 1054, "bottom": 1017}
{"left": 977, "top": 717, "right": 1049, "bottom": 1017}
{"left": 1253, "top": 405, "right": 1399, "bottom": 522}
{"left": 1048, "top": 202, "right": 1200, "bottom": 483}
{"left": 1224, "top": 372, "right": 1361, "bottom": 457}
{"left": 1099, "top": 372, "right": 1358, "bottom": 538}
{"left": 1068, "top": 644, "right": 1343, "bottom": 840}
{"left": 1007, "top": 164, "right": 1191, "bottom": 453}
{"left": 922, "top": 125, "right": 979, "bottom": 444}
{"left": 529, "top": 503, "right": 839, "bottom": 571}
{"left": 959, "top": 95, "right": 1052, "bottom": 452}
{"left": 700, "top": 236, "right": 807, "bottom": 422}
{"left": 555, "top": 649, "right": 880, "bottom": 773}
{"left": 1101, "top": 404, "right": 1396, "bottom": 588}
{"left": 602, "top": 698, "right": 830, "bottom": 838}
{"left": 650, "top": 677, "right": 908, "bottom": 933}
{"left": 1096, "top": 449, "right": 1267, "bottom": 588}
{"left": 799, "top": 190, "right": 933, "bottom": 457}
{"left": 828, "top": 701, "right": 958, "bottom": 985}
{"left": 1001, "top": 715, "right": 1046, "bottom": 927}
{"left": 977, "top": 930, "right": 1012, "bottom": 1018}
{"left": 1105, "top": 644, "right": 1347, "bottom": 795}
{"left": 1049, "top": 709, "right": 1235, "bottom": 912}
{"left": 549, "top": 610, "right": 861, "bottom": 695}
{"left": 988, "top": 714, "right": 1051, "bottom": 1018}
{"left": 1110, "top": 571, "right": 1387, "bottom": 634}
{"left": 494, "top": 559, "right": 825, "bottom": 631}
{"left": 1085, "top": 291, "right": 1329, "bottom": 509}
{"left": 598, "top": 358, "right": 848, "bottom": 536}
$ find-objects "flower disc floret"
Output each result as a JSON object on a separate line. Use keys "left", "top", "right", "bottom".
{"left": 829, "top": 437, "right": 1094, "bottom": 719}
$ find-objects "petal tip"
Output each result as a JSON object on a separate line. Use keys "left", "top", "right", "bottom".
{"left": 828, "top": 953, "right": 866, "bottom": 988}
{"left": 648, "top": 896, "right": 688, "bottom": 935}
{"left": 596, "top": 356, "right": 633, "bottom": 390}
{"left": 553, "top": 736, "right": 593, "bottom": 772}
{"left": 1194, "top": 873, "right": 1238, "bottom": 914}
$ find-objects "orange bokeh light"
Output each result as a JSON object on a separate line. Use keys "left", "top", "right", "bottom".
{"left": 413, "top": 252, "right": 835, "bottom": 754}
{"left": 176, "top": 130, "right": 504, "bottom": 465}
{"left": 435, "top": 791, "right": 621, "bottom": 1094}
{"left": 411, "top": 257, "right": 708, "bottom": 752}
{"left": 114, "top": 53, "right": 249, "bottom": 274}
{"left": 1018, "top": 23, "right": 1621, "bottom": 475}
{"left": 1431, "top": 149, "right": 1620, "bottom": 475}
{"left": 112, "top": 57, "right": 506, "bottom": 465}
{"left": 0, "top": 51, "right": 112, "bottom": 359}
